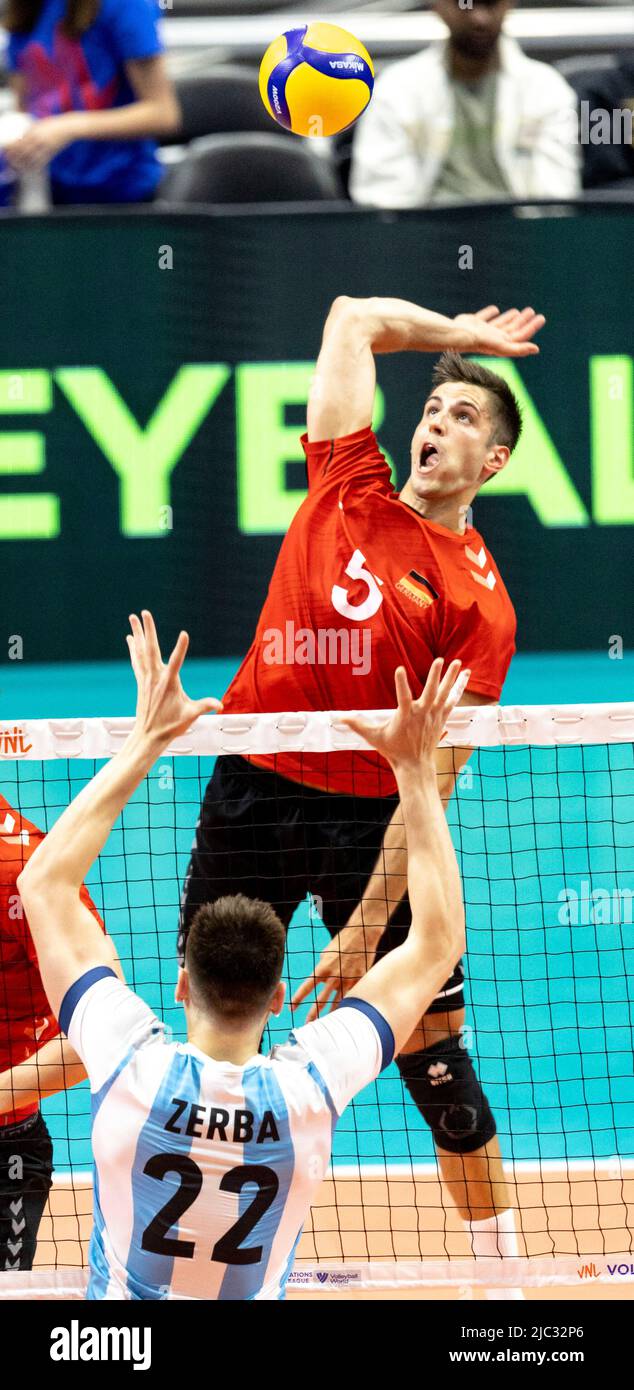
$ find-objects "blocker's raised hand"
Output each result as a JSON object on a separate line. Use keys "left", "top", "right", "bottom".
{"left": 342, "top": 659, "right": 470, "bottom": 770}
{"left": 453, "top": 304, "right": 546, "bottom": 357}
{"left": 127, "top": 610, "right": 222, "bottom": 743}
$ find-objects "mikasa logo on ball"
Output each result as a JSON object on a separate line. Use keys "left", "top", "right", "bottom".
{"left": 328, "top": 59, "right": 364, "bottom": 72}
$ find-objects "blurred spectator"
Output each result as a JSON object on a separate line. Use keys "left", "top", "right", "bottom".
{"left": 350, "top": 0, "right": 581, "bottom": 207}
{"left": 1, "top": 0, "right": 180, "bottom": 205}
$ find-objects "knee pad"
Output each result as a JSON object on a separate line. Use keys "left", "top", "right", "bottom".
{"left": 396, "top": 1035, "right": 497, "bottom": 1155}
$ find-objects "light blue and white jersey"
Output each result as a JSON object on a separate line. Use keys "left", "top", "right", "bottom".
{"left": 62, "top": 966, "right": 394, "bottom": 1301}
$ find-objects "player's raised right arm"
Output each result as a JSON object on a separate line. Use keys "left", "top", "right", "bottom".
{"left": 341, "top": 661, "right": 468, "bottom": 1057}
{"left": 307, "top": 296, "right": 466, "bottom": 443}
{"left": 307, "top": 297, "right": 378, "bottom": 441}
{"left": 308, "top": 298, "right": 545, "bottom": 441}
{"left": 308, "top": 295, "right": 475, "bottom": 442}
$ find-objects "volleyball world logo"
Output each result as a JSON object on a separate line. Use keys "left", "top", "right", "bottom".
{"left": 259, "top": 23, "right": 374, "bottom": 138}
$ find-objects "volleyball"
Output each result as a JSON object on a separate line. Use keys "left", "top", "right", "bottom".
{"left": 259, "top": 23, "right": 374, "bottom": 138}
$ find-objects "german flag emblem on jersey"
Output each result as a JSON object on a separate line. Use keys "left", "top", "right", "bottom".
{"left": 396, "top": 570, "right": 439, "bottom": 609}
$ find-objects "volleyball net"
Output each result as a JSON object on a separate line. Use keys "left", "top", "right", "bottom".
{"left": 0, "top": 701, "right": 633, "bottom": 1296}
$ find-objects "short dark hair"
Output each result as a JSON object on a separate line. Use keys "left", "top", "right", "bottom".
{"left": 430, "top": 352, "right": 522, "bottom": 453}
{"left": 3, "top": 0, "right": 100, "bottom": 38}
{"left": 185, "top": 894, "right": 286, "bottom": 1022}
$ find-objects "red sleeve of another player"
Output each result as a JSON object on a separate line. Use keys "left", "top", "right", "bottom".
{"left": 0, "top": 824, "right": 43, "bottom": 962}
{"left": 301, "top": 426, "right": 393, "bottom": 493}
{"left": 1, "top": 827, "right": 104, "bottom": 965}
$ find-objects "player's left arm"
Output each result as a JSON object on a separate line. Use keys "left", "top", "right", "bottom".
{"left": 17, "top": 614, "right": 220, "bottom": 1028}
{"left": 292, "top": 689, "right": 493, "bottom": 1020}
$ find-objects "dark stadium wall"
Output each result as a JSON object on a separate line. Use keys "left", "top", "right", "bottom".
{"left": 0, "top": 206, "right": 632, "bottom": 662}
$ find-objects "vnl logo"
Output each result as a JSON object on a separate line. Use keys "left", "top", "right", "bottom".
{"left": 577, "top": 1261, "right": 634, "bottom": 1279}
{"left": 0, "top": 727, "right": 32, "bottom": 756}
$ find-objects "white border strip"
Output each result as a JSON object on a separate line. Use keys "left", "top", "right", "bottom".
{"left": 1, "top": 702, "right": 633, "bottom": 760}
{"left": 53, "top": 1159, "right": 634, "bottom": 1187}
{"left": 330, "top": 1159, "right": 634, "bottom": 1179}
{"left": 162, "top": 10, "right": 634, "bottom": 52}
{"left": 287, "top": 1255, "right": 634, "bottom": 1290}
{"left": 0, "top": 1269, "right": 88, "bottom": 1300}
{"left": 1, "top": 1258, "right": 631, "bottom": 1295}
{"left": 53, "top": 1156, "right": 634, "bottom": 1189}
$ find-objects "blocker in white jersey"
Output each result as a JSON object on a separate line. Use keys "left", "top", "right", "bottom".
{"left": 15, "top": 612, "right": 467, "bottom": 1300}
{"left": 62, "top": 967, "right": 393, "bottom": 1301}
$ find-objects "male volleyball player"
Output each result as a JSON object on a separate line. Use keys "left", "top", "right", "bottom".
{"left": 16, "top": 611, "right": 466, "bottom": 1300}
{"left": 0, "top": 795, "right": 110, "bottom": 1271}
{"left": 180, "top": 297, "right": 544, "bottom": 1292}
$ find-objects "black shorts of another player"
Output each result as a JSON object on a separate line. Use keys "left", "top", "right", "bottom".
{"left": 0, "top": 1111, "right": 53, "bottom": 1272}
{"left": 179, "top": 753, "right": 464, "bottom": 1016}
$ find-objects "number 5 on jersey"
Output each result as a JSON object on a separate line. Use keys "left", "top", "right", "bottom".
{"left": 331, "top": 548, "right": 384, "bottom": 622}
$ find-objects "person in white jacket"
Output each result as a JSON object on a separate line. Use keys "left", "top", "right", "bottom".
{"left": 350, "top": 0, "right": 581, "bottom": 207}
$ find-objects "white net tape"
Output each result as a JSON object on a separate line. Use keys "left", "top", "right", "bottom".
{"left": 1, "top": 701, "right": 633, "bottom": 759}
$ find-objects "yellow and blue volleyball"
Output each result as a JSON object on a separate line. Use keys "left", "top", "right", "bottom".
{"left": 259, "top": 23, "right": 374, "bottom": 138}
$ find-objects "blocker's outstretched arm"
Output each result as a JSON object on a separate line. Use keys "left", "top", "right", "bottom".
{"left": 292, "top": 690, "right": 492, "bottom": 1021}
{"left": 307, "top": 298, "right": 544, "bottom": 442}
{"left": 345, "top": 689, "right": 493, "bottom": 932}
{"left": 294, "top": 660, "right": 469, "bottom": 1054}
{"left": 18, "top": 613, "right": 221, "bottom": 1027}
{"left": 341, "top": 663, "right": 468, "bottom": 1054}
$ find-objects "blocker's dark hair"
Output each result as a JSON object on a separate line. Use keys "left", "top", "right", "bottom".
{"left": 3, "top": 0, "right": 100, "bottom": 38}
{"left": 185, "top": 894, "right": 286, "bottom": 1022}
{"left": 431, "top": 351, "right": 523, "bottom": 453}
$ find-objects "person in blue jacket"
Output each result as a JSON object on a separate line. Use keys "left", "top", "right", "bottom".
{"left": 2, "top": 0, "right": 180, "bottom": 203}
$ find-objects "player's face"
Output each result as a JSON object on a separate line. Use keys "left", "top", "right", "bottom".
{"left": 407, "top": 381, "right": 498, "bottom": 502}
{"left": 434, "top": 0, "right": 511, "bottom": 61}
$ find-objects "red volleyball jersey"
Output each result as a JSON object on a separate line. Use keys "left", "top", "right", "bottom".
{"left": 0, "top": 794, "right": 104, "bottom": 1126}
{"left": 224, "top": 427, "right": 517, "bottom": 796}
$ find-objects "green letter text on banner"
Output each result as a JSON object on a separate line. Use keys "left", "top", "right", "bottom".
{"left": 590, "top": 356, "right": 634, "bottom": 524}
{"left": 56, "top": 366, "right": 230, "bottom": 537}
{"left": 0, "top": 370, "right": 59, "bottom": 540}
{"left": 471, "top": 358, "right": 588, "bottom": 527}
{"left": 236, "top": 363, "right": 393, "bottom": 534}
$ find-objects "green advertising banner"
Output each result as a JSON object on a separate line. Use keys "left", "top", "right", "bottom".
{"left": 0, "top": 205, "right": 632, "bottom": 662}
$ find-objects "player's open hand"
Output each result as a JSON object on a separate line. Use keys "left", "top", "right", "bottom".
{"left": 127, "top": 611, "right": 222, "bottom": 744}
{"left": 341, "top": 659, "right": 470, "bottom": 771}
{"left": 453, "top": 305, "right": 545, "bottom": 357}
{"left": 291, "top": 920, "right": 381, "bottom": 1022}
